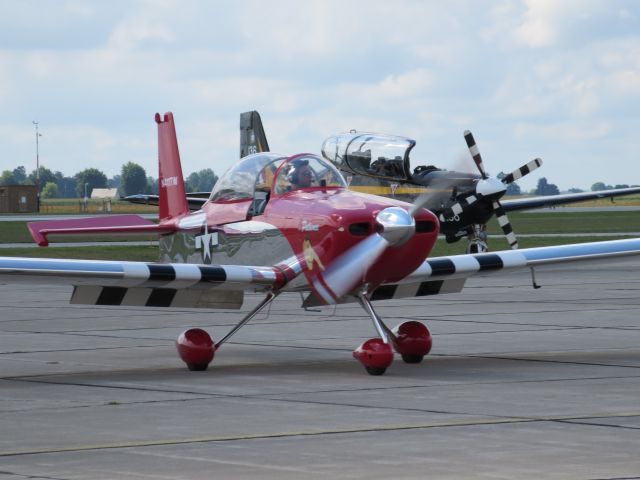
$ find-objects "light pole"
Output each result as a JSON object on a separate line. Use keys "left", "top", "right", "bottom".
{"left": 32, "top": 121, "right": 42, "bottom": 211}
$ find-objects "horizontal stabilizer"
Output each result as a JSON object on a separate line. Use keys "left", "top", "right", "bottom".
{"left": 27, "top": 214, "right": 173, "bottom": 247}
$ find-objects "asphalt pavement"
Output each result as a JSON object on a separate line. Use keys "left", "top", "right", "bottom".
{"left": 1, "top": 260, "right": 639, "bottom": 478}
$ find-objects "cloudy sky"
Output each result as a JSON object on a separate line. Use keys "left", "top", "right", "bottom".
{"left": 0, "top": 0, "right": 638, "bottom": 191}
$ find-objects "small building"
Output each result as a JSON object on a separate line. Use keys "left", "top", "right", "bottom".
{"left": 0, "top": 185, "right": 38, "bottom": 213}
{"left": 90, "top": 188, "right": 119, "bottom": 199}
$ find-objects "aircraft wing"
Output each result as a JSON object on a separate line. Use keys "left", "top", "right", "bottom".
{"left": 0, "top": 257, "right": 292, "bottom": 309}
{"left": 3, "top": 238, "right": 640, "bottom": 308}
{"left": 123, "top": 194, "right": 207, "bottom": 211}
{"left": 358, "top": 237, "right": 640, "bottom": 303}
{"left": 501, "top": 186, "right": 640, "bottom": 212}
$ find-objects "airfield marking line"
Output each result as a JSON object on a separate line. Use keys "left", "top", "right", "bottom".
{"left": 468, "top": 354, "right": 640, "bottom": 369}
{"left": 2, "top": 412, "right": 640, "bottom": 458}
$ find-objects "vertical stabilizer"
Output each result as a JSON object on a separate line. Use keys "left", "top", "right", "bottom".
{"left": 156, "top": 112, "right": 189, "bottom": 221}
{"left": 240, "top": 111, "right": 270, "bottom": 158}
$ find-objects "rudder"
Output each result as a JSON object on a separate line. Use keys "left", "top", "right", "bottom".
{"left": 156, "top": 112, "right": 189, "bottom": 221}
{"left": 240, "top": 111, "right": 270, "bottom": 158}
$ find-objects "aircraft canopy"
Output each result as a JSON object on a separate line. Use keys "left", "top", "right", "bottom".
{"left": 210, "top": 153, "right": 346, "bottom": 202}
{"left": 321, "top": 132, "right": 415, "bottom": 182}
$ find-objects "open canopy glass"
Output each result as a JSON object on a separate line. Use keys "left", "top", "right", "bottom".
{"left": 321, "top": 132, "right": 416, "bottom": 182}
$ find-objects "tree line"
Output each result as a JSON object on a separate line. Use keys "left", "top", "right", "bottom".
{"left": 496, "top": 173, "right": 635, "bottom": 196}
{"left": 2, "top": 163, "right": 633, "bottom": 198}
{"left": 0, "top": 163, "right": 218, "bottom": 198}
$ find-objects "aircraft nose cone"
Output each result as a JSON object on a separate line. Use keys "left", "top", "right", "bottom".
{"left": 376, "top": 207, "right": 415, "bottom": 246}
{"left": 477, "top": 178, "right": 507, "bottom": 199}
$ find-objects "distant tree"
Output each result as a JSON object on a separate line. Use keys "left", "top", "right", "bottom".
{"left": 28, "top": 166, "right": 57, "bottom": 191}
{"left": 146, "top": 176, "right": 158, "bottom": 195}
{"left": 591, "top": 182, "right": 612, "bottom": 191}
{"left": 75, "top": 168, "right": 107, "bottom": 198}
{"left": 56, "top": 176, "right": 77, "bottom": 198}
{"left": 12, "top": 166, "right": 26, "bottom": 184}
{"left": 614, "top": 184, "right": 629, "bottom": 189}
{"left": 41, "top": 182, "right": 59, "bottom": 199}
{"left": 108, "top": 175, "right": 122, "bottom": 191}
{"left": 0, "top": 170, "right": 16, "bottom": 185}
{"left": 185, "top": 172, "right": 199, "bottom": 192}
{"left": 535, "top": 177, "right": 560, "bottom": 196}
{"left": 187, "top": 168, "right": 218, "bottom": 192}
{"left": 568, "top": 188, "right": 584, "bottom": 193}
{"left": 121, "top": 162, "right": 147, "bottom": 196}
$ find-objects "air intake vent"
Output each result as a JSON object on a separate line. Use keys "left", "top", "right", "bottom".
{"left": 415, "top": 221, "right": 436, "bottom": 233}
{"left": 349, "top": 222, "right": 371, "bottom": 236}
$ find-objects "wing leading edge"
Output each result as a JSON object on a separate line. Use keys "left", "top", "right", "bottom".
{"left": 0, "top": 257, "right": 289, "bottom": 309}
{"left": 365, "top": 237, "right": 640, "bottom": 301}
{"left": 502, "top": 186, "right": 640, "bottom": 212}
{"left": 2, "top": 237, "right": 640, "bottom": 308}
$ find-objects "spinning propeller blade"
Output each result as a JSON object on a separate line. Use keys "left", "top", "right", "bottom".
{"left": 493, "top": 200, "right": 518, "bottom": 249}
{"left": 317, "top": 206, "right": 418, "bottom": 303}
{"left": 501, "top": 158, "right": 543, "bottom": 185}
{"left": 457, "top": 130, "right": 542, "bottom": 250}
{"left": 464, "top": 130, "right": 487, "bottom": 179}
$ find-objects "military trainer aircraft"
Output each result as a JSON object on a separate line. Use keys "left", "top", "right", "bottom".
{"left": 6, "top": 111, "right": 640, "bottom": 376}
{"left": 236, "top": 111, "right": 640, "bottom": 254}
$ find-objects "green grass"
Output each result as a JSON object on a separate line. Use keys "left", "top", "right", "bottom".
{"left": 0, "top": 222, "right": 36, "bottom": 243}
{"left": 0, "top": 245, "right": 159, "bottom": 262}
{"left": 39, "top": 198, "right": 158, "bottom": 215}
{"left": 485, "top": 211, "right": 640, "bottom": 235}
{"left": 429, "top": 235, "right": 629, "bottom": 257}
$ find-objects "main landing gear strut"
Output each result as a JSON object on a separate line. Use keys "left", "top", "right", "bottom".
{"left": 176, "top": 291, "right": 431, "bottom": 376}
{"left": 176, "top": 292, "right": 278, "bottom": 371}
{"left": 352, "top": 292, "right": 432, "bottom": 375}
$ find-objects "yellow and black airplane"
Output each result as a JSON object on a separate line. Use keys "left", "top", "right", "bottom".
{"left": 126, "top": 111, "right": 640, "bottom": 253}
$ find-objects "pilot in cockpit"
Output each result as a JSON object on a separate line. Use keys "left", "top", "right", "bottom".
{"left": 289, "top": 159, "right": 315, "bottom": 190}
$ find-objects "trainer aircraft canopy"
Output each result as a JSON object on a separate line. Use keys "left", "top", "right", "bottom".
{"left": 321, "top": 132, "right": 415, "bottom": 182}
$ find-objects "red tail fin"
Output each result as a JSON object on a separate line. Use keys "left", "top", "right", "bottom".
{"left": 156, "top": 112, "right": 189, "bottom": 221}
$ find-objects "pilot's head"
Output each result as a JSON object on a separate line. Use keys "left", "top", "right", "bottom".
{"left": 290, "top": 159, "right": 313, "bottom": 188}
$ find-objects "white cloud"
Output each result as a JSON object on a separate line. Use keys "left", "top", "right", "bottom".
{"left": 0, "top": 0, "right": 638, "bottom": 192}
{"left": 501, "top": 0, "right": 610, "bottom": 48}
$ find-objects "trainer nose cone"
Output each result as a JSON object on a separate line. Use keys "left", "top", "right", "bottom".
{"left": 477, "top": 177, "right": 507, "bottom": 199}
{"left": 376, "top": 207, "right": 415, "bottom": 246}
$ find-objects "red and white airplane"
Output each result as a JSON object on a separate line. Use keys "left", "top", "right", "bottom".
{"left": 5, "top": 112, "right": 640, "bottom": 375}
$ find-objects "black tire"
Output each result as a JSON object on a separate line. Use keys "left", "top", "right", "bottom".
{"left": 365, "top": 366, "right": 387, "bottom": 375}
{"left": 187, "top": 363, "right": 209, "bottom": 371}
{"left": 401, "top": 354, "right": 424, "bottom": 364}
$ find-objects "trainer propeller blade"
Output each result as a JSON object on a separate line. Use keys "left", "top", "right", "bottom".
{"left": 493, "top": 200, "right": 518, "bottom": 249}
{"left": 464, "top": 130, "right": 488, "bottom": 179}
{"left": 501, "top": 158, "right": 543, "bottom": 185}
{"left": 315, "top": 207, "right": 416, "bottom": 303}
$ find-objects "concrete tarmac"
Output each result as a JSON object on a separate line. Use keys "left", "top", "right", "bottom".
{"left": 1, "top": 261, "right": 639, "bottom": 479}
